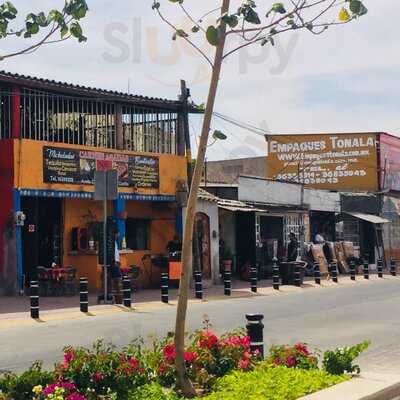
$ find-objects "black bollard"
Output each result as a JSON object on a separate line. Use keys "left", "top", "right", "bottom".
{"left": 79, "top": 277, "right": 88, "bottom": 313}
{"left": 30, "top": 280, "right": 39, "bottom": 319}
{"left": 161, "top": 272, "right": 169, "bottom": 304}
{"left": 350, "top": 260, "right": 356, "bottom": 281}
{"left": 122, "top": 276, "right": 132, "bottom": 308}
{"left": 363, "top": 257, "right": 369, "bottom": 280}
{"left": 294, "top": 264, "right": 301, "bottom": 287}
{"left": 246, "top": 314, "right": 264, "bottom": 357}
{"left": 390, "top": 258, "right": 397, "bottom": 276}
{"left": 250, "top": 267, "right": 258, "bottom": 293}
{"left": 194, "top": 271, "right": 203, "bottom": 300}
{"left": 331, "top": 261, "right": 338, "bottom": 283}
{"left": 314, "top": 262, "right": 321, "bottom": 285}
{"left": 377, "top": 258, "right": 383, "bottom": 279}
{"left": 272, "top": 258, "right": 280, "bottom": 290}
{"left": 224, "top": 269, "right": 231, "bottom": 296}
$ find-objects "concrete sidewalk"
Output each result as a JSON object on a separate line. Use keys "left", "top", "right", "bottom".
{"left": 302, "top": 372, "right": 400, "bottom": 400}
{"left": 0, "top": 274, "right": 398, "bottom": 330}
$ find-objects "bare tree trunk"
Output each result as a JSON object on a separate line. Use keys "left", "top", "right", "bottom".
{"left": 174, "top": 0, "right": 231, "bottom": 397}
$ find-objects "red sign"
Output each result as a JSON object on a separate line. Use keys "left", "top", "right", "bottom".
{"left": 96, "top": 160, "right": 113, "bottom": 171}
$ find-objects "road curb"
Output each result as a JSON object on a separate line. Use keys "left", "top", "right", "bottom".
{"left": 301, "top": 373, "right": 400, "bottom": 400}
{"left": 361, "top": 381, "right": 400, "bottom": 400}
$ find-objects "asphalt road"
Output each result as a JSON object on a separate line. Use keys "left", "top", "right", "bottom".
{"left": 1, "top": 278, "right": 400, "bottom": 374}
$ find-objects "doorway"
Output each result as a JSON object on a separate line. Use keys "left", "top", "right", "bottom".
{"left": 194, "top": 212, "right": 211, "bottom": 279}
{"left": 21, "top": 197, "right": 63, "bottom": 284}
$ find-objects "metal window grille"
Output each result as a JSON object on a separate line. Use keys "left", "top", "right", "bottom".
{"left": 20, "top": 88, "right": 117, "bottom": 149}
{"left": 18, "top": 88, "right": 178, "bottom": 154}
{"left": 0, "top": 87, "right": 12, "bottom": 139}
{"left": 122, "top": 105, "right": 177, "bottom": 154}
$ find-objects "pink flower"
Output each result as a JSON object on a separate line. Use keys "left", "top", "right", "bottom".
{"left": 163, "top": 344, "right": 177, "bottom": 363}
{"left": 286, "top": 356, "right": 297, "bottom": 368}
{"left": 220, "top": 335, "right": 250, "bottom": 351}
{"left": 64, "top": 350, "right": 75, "bottom": 364}
{"left": 43, "top": 381, "right": 77, "bottom": 396}
{"left": 238, "top": 358, "right": 251, "bottom": 370}
{"left": 43, "top": 383, "right": 58, "bottom": 396}
{"left": 184, "top": 351, "right": 198, "bottom": 363}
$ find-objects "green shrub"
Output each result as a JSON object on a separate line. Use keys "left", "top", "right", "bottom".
{"left": 202, "top": 364, "right": 349, "bottom": 400}
{"left": 129, "top": 383, "right": 181, "bottom": 400}
{"left": 0, "top": 362, "right": 54, "bottom": 400}
{"left": 323, "top": 341, "right": 370, "bottom": 375}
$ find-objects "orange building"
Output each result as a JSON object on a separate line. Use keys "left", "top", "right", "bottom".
{"left": 0, "top": 72, "right": 191, "bottom": 295}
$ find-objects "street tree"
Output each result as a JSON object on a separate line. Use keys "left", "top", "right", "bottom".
{"left": 0, "top": 0, "right": 88, "bottom": 60}
{"left": 152, "top": 0, "right": 368, "bottom": 396}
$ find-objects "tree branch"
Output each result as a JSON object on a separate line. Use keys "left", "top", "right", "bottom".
{"left": 155, "top": 7, "right": 214, "bottom": 68}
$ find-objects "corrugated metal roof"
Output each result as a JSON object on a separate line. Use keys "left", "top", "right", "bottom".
{"left": 344, "top": 212, "right": 389, "bottom": 224}
{"left": 198, "top": 188, "right": 219, "bottom": 203}
{"left": 0, "top": 70, "right": 189, "bottom": 111}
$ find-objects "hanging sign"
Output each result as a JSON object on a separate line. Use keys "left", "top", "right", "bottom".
{"left": 43, "top": 146, "right": 159, "bottom": 188}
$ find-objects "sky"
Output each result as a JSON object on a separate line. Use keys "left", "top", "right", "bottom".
{"left": 1, "top": 1, "right": 399, "bottom": 160}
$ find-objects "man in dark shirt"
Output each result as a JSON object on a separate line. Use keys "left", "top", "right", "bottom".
{"left": 287, "top": 232, "right": 298, "bottom": 262}
{"left": 167, "top": 234, "right": 182, "bottom": 254}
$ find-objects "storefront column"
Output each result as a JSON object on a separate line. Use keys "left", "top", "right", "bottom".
{"left": 113, "top": 198, "right": 126, "bottom": 247}
{"left": 13, "top": 189, "right": 23, "bottom": 292}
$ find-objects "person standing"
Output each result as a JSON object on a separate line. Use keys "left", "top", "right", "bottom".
{"left": 287, "top": 232, "right": 299, "bottom": 262}
{"left": 110, "top": 232, "right": 122, "bottom": 301}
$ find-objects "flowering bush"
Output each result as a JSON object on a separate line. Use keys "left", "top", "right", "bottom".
{"left": 0, "top": 328, "right": 369, "bottom": 400}
{"left": 267, "top": 343, "right": 318, "bottom": 370}
{"left": 51, "top": 340, "right": 148, "bottom": 399}
{"left": 156, "top": 328, "right": 259, "bottom": 390}
{"left": 32, "top": 381, "right": 87, "bottom": 400}
{"left": 0, "top": 362, "right": 54, "bottom": 400}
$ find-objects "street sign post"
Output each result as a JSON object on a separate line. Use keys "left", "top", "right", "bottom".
{"left": 95, "top": 170, "right": 118, "bottom": 304}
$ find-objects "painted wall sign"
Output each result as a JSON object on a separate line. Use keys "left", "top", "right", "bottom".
{"left": 43, "top": 146, "right": 159, "bottom": 188}
{"left": 266, "top": 133, "right": 378, "bottom": 191}
{"left": 380, "top": 133, "right": 400, "bottom": 191}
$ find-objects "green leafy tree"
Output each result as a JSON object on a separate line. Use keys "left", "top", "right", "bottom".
{"left": 0, "top": 0, "right": 88, "bottom": 60}
{"left": 152, "top": 0, "right": 368, "bottom": 397}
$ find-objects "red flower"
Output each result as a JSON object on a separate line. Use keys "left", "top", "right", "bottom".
{"left": 91, "top": 372, "right": 104, "bottom": 382}
{"left": 294, "top": 342, "right": 310, "bottom": 356}
{"left": 238, "top": 358, "right": 251, "bottom": 370}
{"left": 158, "top": 362, "right": 170, "bottom": 375}
{"left": 184, "top": 351, "right": 198, "bottom": 363}
{"left": 163, "top": 344, "right": 177, "bottom": 363}
{"left": 127, "top": 357, "right": 140, "bottom": 370}
{"left": 198, "top": 331, "right": 218, "bottom": 350}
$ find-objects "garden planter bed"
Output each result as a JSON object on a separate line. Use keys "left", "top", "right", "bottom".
{"left": 0, "top": 328, "right": 368, "bottom": 400}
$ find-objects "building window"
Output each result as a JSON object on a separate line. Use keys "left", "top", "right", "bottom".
{"left": 126, "top": 218, "right": 150, "bottom": 250}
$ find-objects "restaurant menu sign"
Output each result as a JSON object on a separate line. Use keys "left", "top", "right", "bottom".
{"left": 43, "top": 146, "right": 159, "bottom": 188}
{"left": 266, "top": 133, "right": 378, "bottom": 191}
